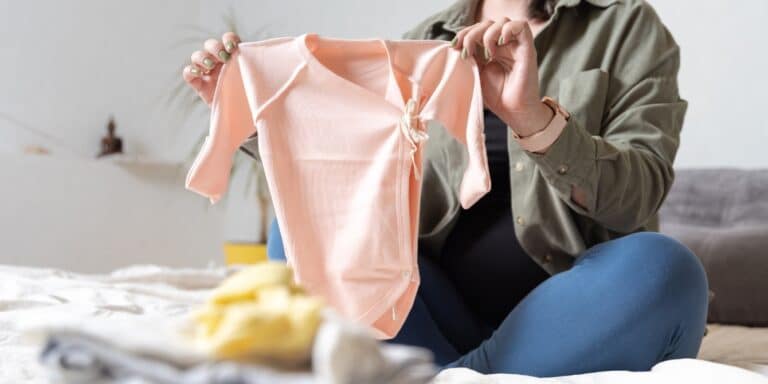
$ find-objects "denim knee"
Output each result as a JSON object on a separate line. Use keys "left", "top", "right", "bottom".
{"left": 615, "top": 232, "right": 709, "bottom": 310}
{"left": 266, "top": 217, "right": 287, "bottom": 262}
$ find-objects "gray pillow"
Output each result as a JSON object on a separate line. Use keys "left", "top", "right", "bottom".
{"left": 659, "top": 169, "right": 768, "bottom": 326}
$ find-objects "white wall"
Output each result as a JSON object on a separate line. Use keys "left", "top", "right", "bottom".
{"left": 1, "top": 0, "right": 766, "bottom": 271}
{"left": 651, "top": 1, "right": 768, "bottom": 168}
{"left": 0, "top": 154, "right": 226, "bottom": 273}
{"left": 1, "top": 0, "right": 203, "bottom": 159}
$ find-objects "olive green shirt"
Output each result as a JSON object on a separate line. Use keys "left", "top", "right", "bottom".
{"left": 241, "top": 0, "right": 686, "bottom": 275}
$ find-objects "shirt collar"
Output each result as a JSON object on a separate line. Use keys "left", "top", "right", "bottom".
{"left": 440, "top": 0, "right": 621, "bottom": 33}
{"left": 558, "top": 0, "right": 621, "bottom": 7}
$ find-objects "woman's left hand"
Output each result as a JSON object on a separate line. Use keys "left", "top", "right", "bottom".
{"left": 452, "top": 18, "right": 553, "bottom": 137}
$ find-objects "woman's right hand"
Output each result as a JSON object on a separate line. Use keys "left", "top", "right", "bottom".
{"left": 182, "top": 32, "right": 241, "bottom": 107}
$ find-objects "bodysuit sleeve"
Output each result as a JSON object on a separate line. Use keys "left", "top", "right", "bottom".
{"left": 421, "top": 47, "right": 491, "bottom": 209}
{"left": 185, "top": 50, "right": 255, "bottom": 204}
{"left": 186, "top": 38, "right": 304, "bottom": 204}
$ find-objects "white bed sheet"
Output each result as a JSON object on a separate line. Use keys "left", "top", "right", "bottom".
{"left": 1, "top": 264, "right": 766, "bottom": 384}
{"left": 0, "top": 264, "right": 227, "bottom": 383}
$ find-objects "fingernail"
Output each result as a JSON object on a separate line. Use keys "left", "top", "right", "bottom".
{"left": 450, "top": 36, "right": 458, "bottom": 47}
{"left": 218, "top": 50, "right": 231, "bottom": 61}
{"left": 461, "top": 47, "right": 468, "bottom": 59}
{"left": 497, "top": 35, "right": 505, "bottom": 46}
{"left": 484, "top": 47, "right": 491, "bottom": 61}
{"left": 190, "top": 67, "right": 201, "bottom": 76}
{"left": 203, "top": 58, "right": 215, "bottom": 69}
{"left": 224, "top": 41, "right": 236, "bottom": 52}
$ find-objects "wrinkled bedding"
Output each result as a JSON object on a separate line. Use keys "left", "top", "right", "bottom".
{"left": 1, "top": 264, "right": 766, "bottom": 383}
{"left": 0, "top": 264, "right": 226, "bottom": 383}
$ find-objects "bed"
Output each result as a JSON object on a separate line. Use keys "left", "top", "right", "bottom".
{"left": 2, "top": 264, "right": 766, "bottom": 383}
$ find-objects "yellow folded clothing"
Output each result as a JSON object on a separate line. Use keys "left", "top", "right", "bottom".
{"left": 193, "top": 262, "right": 323, "bottom": 364}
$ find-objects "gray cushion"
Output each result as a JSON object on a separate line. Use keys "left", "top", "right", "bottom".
{"left": 659, "top": 169, "right": 768, "bottom": 326}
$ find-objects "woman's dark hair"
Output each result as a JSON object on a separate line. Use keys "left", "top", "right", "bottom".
{"left": 528, "top": 0, "right": 557, "bottom": 20}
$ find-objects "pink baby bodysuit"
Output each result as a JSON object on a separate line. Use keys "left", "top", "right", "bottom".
{"left": 186, "top": 33, "right": 491, "bottom": 338}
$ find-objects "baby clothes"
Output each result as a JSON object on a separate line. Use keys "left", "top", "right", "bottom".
{"left": 186, "top": 33, "right": 490, "bottom": 338}
{"left": 194, "top": 262, "right": 323, "bottom": 363}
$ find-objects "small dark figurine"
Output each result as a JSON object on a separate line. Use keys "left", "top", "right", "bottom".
{"left": 97, "top": 116, "right": 123, "bottom": 157}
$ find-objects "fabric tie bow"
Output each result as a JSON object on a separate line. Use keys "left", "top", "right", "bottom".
{"left": 399, "top": 98, "right": 429, "bottom": 180}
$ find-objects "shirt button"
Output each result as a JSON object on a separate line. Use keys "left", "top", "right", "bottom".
{"left": 516, "top": 216, "right": 526, "bottom": 226}
{"left": 514, "top": 161, "right": 524, "bottom": 172}
{"left": 402, "top": 270, "right": 411, "bottom": 279}
{"left": 543, "top": 254, "right": 553, "bottom": 263}
{"left": 557, "top": 165, "right": 569, "bottom": 175}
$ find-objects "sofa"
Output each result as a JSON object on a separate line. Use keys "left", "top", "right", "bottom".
{"left": 658, "top": 168, "right": 768, "bottom": 373}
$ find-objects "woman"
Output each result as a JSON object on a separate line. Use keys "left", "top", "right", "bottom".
{"left": 182, "top": 0, "right": 708, "bottom": 377}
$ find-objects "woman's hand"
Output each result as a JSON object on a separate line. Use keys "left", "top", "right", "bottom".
{"left": 182, "top": 32, "right": 241, "bottom": 107}
{"left": 452, "top": 19, "right": 553, "bottom": 138}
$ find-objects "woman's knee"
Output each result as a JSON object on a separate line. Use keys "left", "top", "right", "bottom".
{"left": 617, "top": 232, "right": 710, "bottom": 358}
{"left": 606, "top": 232, "right": 708, "bottom": 308}
{"left": 625, "top": 232, "right": 704, "bottom": 278}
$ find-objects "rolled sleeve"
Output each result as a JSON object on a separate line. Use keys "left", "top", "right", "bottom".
{"left": 526, "top": 117, "right": 597, "bottom": 216}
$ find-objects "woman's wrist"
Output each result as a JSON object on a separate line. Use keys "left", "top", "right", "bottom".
{"left": 502, "top": 101, "right": 555, "bottom": 138}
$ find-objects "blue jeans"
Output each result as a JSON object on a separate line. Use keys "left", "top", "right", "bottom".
{"left": 266, "top": 219, "right": 708, "bottom": 377}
